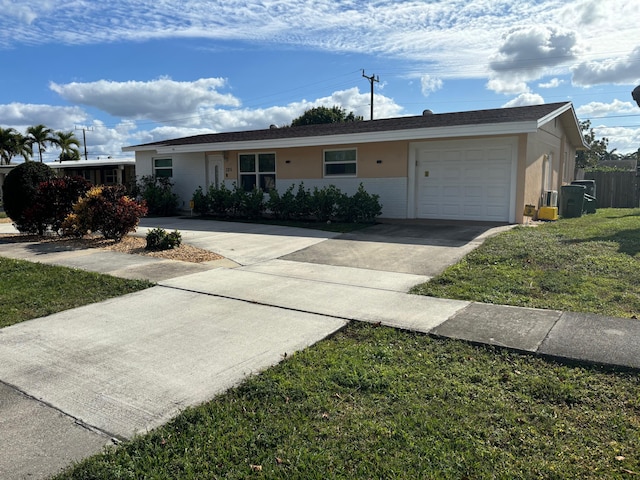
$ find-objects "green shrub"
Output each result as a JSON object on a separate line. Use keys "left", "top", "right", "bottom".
{"left": 134, "top": 175, "right": 179, "bottom": 216}
{"left": 309, "top": 185, "right": 342, "bottom": 221}
{"left": 2, "top": 162, "right": 55, "bottom": 231}
{"left": 209, "top": 183, "right": 233, "bottom": 216}
{"left": 240, "top": 186, "right": 265, "bottom": 219}
{"left": 338, "top": 183, "right": 382, "bottom": 223}
{"left": 267, "top": 184, "right": 296, "bottom": 220}
{"left": 293, "top": 182, "right": 312, "bottom": 219}
{"left": 62, "top": 185, "right": 148, "bottom": 241}
{"left": 191, "top": 186, "right": 209, "bottom": 215}
{"left": 145, "top": 227, "right": 182, "bottom": 251}
{"left": 191, "top": 181, "right": 382, "bottom": 223}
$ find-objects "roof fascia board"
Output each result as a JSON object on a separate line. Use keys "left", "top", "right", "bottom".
{"left": 152, "top": 121, "right": 538, "bottom": 154}
{"left": 122, "top": 145, "right": 159, "bottom": 152}
{"left": 537, "top": 102, "right": 589, "bottom": 149}
{"left": 536, "top": 102, "right": 572, "bottom": 128}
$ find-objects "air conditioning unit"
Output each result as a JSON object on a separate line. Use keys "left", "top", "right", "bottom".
{"left": 542, "top": 190, "right": 558, "bottom": 207}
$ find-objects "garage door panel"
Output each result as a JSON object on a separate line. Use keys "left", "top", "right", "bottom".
{"left": 416, "top": 141, "right": 514, "bottom": 222}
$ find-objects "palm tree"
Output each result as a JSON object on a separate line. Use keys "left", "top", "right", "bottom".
{"left": 53, "top": 130, "right": 81, "bottom": 162}
{"left": 0, "top": 127, "right": 32, "bottom": 165}
{"left": 26, "top": 124, "right": 55, "bottom": 162}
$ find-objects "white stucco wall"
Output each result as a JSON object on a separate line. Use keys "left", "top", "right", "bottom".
{"left": 279, "top": 177, "right": 408, "bottom": 219}
{"left": 135, "top": 151, "right": 207, "bottom": 209}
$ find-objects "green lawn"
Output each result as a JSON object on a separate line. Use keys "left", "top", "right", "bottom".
{"left": 411, "top": 208, "right": 640, "bottom": 318}
{"left": 56, "top": 323, "right": 640, "bottom": 479}
{"left": 0, "top": 257, "right": 153, "bottom": 328}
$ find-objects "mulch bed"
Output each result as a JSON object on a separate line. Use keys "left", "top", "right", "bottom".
{"left": 0, "top": 233, "right": 223, "bottom": 264}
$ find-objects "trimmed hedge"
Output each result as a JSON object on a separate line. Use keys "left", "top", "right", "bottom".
{"left": 192, "top": 182, "right": 381, "bottom": 223}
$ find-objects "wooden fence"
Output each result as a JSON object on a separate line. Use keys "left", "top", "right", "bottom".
{"left": 583, "top": 171, "right": 640, "bottom": 208}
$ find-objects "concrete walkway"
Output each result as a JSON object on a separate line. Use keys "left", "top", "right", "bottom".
{"left": 1, "top": 218, "right": 639, "bottom": 479}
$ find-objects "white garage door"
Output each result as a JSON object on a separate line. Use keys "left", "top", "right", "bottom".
{"left": 415, "top": 139, "right": 515, "bottom": 222}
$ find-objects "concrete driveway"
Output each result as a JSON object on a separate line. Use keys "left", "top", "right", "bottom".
{"left": 280, "top": 221, "right": 513, "bottom": 277}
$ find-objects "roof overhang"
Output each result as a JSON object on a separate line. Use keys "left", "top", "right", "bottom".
{"left": 538, "top": 102, "right": 588, "bottom": 150}
{"left": 127, "top": 121, "right": 543, "bottom": 155}
{"left": 48, "top": 159, "right": 136, "bottom": 168}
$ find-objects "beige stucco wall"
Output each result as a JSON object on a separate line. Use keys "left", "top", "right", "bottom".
{"left": 210, "top": 141, "right": 409, "bottom": 183}
{"left": 520, "top": 113, "right": 578, "bottom": 220}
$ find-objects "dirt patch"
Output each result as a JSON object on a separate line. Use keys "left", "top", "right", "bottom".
{"left": 0, "top": 233, "right": 224, "bottom": 263}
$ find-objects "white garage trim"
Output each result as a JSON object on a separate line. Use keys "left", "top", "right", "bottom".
{"left": 408, "top": 137, "right": 518, "bottom": 223}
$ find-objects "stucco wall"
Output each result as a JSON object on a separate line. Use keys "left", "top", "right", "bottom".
{"left": 277, "top": 177, "right": 408, "bottom": 219}
{"left": 212, "top": 141, "right": 408, "bottom": 184}
{"left": 137, "top": 151, "right": 207, "bottom": 209}
{"left": 522, "top": 116, "right": 575, "bottom": 218}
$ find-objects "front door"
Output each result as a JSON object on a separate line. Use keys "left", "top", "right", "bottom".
{"left": 207, "top": 155, "right": 224, "bottom": 189}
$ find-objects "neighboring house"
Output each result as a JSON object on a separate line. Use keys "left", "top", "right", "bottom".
{"left": 124, "top": 102, "right": 587, "bottom": 224}
{"left": 0, "top": 158, "right": 135, "bottom": 204}
{"left": 48, "top": 158, "right": 136, "bottom": 187}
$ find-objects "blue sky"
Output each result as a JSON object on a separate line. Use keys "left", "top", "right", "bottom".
{"left": 1, "top": 0, "right": 639, "bottom": 162}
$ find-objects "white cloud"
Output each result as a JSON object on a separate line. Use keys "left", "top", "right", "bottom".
{"left": 538, "top": 78, "right": 564, "bottom": 88}
{"left": 420, "top": 75, "right": 443, "bottom": 97}
{"left": 1, "top": 87, "right": 406, "bottom": 155}
{"left": 490, "top": 26, "right": 578, "bottom": 74}
{"left": 487, "top": 25, "right": 578, "bottom": 94}
{"left": 576, "top": 99, "right": 638, "bottom": 118}
{"left": 502, "top": 93, "right": 545, "bottom": 108}
{"left": 592, "top": 125, "right": 640, "bottom": 155}
{"left": 0, "top": 0, "right": 39, "bottom": 24}
{"left": 0, "top": 0, "right": 637, "bottom": 87}
{"left": 0, "top": 103, "right": 87, "bottom": 130}
{"left": 49, "top": 77, "right": 241, "bottom": 123}
{"left": 486, "top": 78, "right": 530, "bottom": 96}
{"left": 572, "top": 46, "right": 640, "bottom": 86}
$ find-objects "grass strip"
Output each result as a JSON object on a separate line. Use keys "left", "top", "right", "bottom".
{"left": 411, "top": 208, "right": 640, "bottom": 318}
{"left": 56, "top": 322, "right": 640, "bottom": 479}
{"left": 0, "top": 257, "right": 153, "bottom": 328}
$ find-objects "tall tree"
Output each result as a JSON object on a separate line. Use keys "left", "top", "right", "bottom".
{"left": 291, "top": 106, "right": 363, "bottom": 126}
{"left": 0, "top": 127, "right": 32, "bottom": 165}
{"left": 26, "top": 124, "right": 55, "bottom": 162}
{"left": 575, "top": 120, "right": 616, "bottom": 169}
{"left": 53, "top": 130, "right": 81, "bottom": 161}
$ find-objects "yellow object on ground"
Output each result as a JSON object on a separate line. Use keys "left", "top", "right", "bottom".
{"left": 538, "top": 206, "right": 558, "bottom": 221}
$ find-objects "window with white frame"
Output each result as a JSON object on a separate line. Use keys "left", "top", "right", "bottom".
{"left": 239, "top": 153, "right": 276, "bottom": 192}
{"left": 324, "top": 149, "right": 356, "bottom": 177}
{"left": 154, "top": 158, "right": 173, "bottom": 178}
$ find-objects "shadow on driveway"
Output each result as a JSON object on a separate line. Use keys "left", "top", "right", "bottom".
{"left": 281, "top": 222, "right": 511, "bottom": 276}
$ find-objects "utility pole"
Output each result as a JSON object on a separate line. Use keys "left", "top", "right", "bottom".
{"left": 75, "top": 126, "right": 93, "bottom": 160}
{"left": 362, "top": 70, "right": 379, "bottom": 120}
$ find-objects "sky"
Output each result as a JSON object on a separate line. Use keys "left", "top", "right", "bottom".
{"left": 1, "top": 0, "right": 639, "bottom": 163}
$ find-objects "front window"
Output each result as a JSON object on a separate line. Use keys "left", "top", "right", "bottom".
{"left": 154, "top": 158, "right": 173, "bottom": 178}
{"left": 239, "top": 153, "right": 276, "bottom": 192}
{"left": 324, "top": 149, "right": 356, "bottom": 177}
{"left": 104, "top": 168, "right": 118, "bottom": 185}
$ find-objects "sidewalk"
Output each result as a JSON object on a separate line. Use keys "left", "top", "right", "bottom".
{"left": 1, "top": 218, "right": 639, "bottom": 479}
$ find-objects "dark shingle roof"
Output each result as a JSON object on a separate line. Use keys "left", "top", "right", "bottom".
{"left": 131, "top": 102, "right": 572, "bottom": 148}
